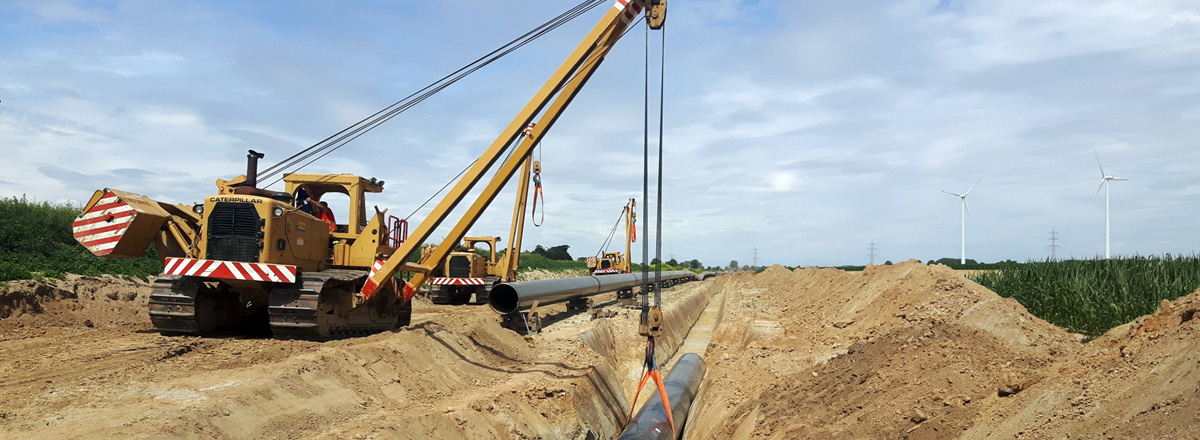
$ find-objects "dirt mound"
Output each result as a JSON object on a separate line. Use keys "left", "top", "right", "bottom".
{"left": 0, "top": 275, "right": 150, "bottom": 334}
{"left": 686, "top": 260, "right": 1085, "bottom": 439}
{"left": 6, "top": 261, "right": 1197, "bottom": 439}
{"left": 0, "top": 294, "right": 629, "bottom": 439}
{"left": 962, "top": 289, "right": 1200, "bottom": 439}
{"left": 0, "top": 271, "right": 715, "bottom": 440}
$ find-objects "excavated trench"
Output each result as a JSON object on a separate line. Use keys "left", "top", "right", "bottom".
{"left": 0, "top": 275, "right": 720, "bottom": 439}
{"left": 12, "top": 263, "right": 1193, "bottom": 439}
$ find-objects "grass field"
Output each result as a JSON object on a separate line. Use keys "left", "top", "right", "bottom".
{"left": 969, "top": 256, "right": 1200, "bottom": 336}
{"left": 0, "top": 196, "right": 161, "bottom": 282}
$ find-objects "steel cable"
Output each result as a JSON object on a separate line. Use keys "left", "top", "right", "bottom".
{"left": 258, "top": 0, "right": 606, "bottom": 186}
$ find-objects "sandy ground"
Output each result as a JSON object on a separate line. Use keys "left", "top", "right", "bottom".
{"left": 685, "top": 262, "right": 1200, "bottom": 439}
{"left": 0, "top": 274, "right": 709, "bottom": 440}
{"left": 3, "top": 262, "right": 1199, "bottom": 439}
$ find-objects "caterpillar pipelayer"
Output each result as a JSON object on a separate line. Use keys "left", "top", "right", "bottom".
{"left": 426, "top": 156, "right": 536, "bottom": 305}
{"left": 73, "top": 155, "right": 410, "bottom": 338}
{"left": 72, "top": 0, "right": 666, "bottom": 339}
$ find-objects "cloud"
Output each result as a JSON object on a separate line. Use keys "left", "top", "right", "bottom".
{"left": 14, "top": 0, "right": 110, "bottom": 23}
{"left": 2, "top": 0, "right": 1200, "bottom": 267}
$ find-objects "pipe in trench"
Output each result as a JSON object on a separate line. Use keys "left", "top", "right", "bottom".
{"left": 617, "top": 353, "right": 707, "bottom": 440}
{"left": 488, "top": 271, "right": 697, "bottom": 315}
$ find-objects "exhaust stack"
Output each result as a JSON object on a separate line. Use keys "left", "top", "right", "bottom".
{"left": 245, "top": 150, "right": 265, "bottom": 188}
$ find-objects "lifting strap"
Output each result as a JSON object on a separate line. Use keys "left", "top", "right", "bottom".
{"left": 528, "top": 122, "right": 545, "bottom": 228}
{"left": 531, "top": 173, "right": 544, "bottom": 227}
{"left": 630, "top": 207, "right": 637, "bottom": 243}
{"left": 624, "top": 337, "right": 675, "bottom": 436}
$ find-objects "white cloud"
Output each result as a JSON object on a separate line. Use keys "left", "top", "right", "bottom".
{"left": 2, "top": 0, "right": 1200, "bottom": 267}
{"left": 16, "top": 0, "right": 108, "bottom": 23}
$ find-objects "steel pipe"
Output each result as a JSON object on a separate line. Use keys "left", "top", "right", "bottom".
{"left": 488, "top": 271, "right": 696, "bottom": 315}
{"left": 617, "top": 353, "right": 707, "bottom": 440}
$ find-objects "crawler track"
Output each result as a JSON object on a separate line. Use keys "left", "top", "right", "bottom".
{"left": 268, "top": 271, "right": 409, "bottom": 340}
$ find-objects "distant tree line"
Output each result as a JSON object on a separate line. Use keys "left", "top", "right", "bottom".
{"left": 531, "top": 244, "right": 573, "bottom": 261}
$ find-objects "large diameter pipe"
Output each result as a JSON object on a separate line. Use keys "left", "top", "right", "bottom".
{"left": 489, "top": 271, "right": 696, "bottom": 315}
{"left": 617, "top": 353, "right": 707, "bottom": 440}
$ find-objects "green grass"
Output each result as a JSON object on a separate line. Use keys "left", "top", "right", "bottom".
{"left": 516, "top": 252, "right": 588, "bottom": 272}
{"left": 0, "top": 196, "right": 162, "bottom": 281}
{"left": 969, "top": 256, "right": 1200, "bottom": 337}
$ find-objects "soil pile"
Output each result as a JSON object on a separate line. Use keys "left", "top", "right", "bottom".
{"left": 0, "top": 274, "right": 710, "bottom": 439}
{"left": 5, "top": 262, "right": 1197, "bottom": 439}
{"left": 0, "top": 274, "right": 149, "bottom": 334}
{"left": 685, "top": 261, "right": 1200, "bottom": 439}
{"left": 963, "top": 290, "right": 1200, "bottom": 439}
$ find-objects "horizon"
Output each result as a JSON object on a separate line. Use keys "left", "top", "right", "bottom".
{"left": 3, "top": 1, "right": 1199, "bottom": 268}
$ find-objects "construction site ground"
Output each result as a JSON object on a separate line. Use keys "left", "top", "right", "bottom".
{"left": 2, "top": 261, "right": 1199, "bottom": 439}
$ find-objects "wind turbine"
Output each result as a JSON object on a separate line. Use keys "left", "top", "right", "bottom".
{"left": 944, "top": 178, "right": 981, "bottom": 265}
{"left": 1092, "top": 152, "right": 1128, "bottom": 259}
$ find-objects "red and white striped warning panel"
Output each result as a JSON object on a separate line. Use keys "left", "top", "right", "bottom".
{"left": 614, "top": 0, "right": 644, "bottom": 23}
{"left": 163, "top": 257, "right": 297, "bottom": 284}
{"left": 368, "top": 260, "right": 385, "bottom": 279}
{"left": 586, "top": 256, "right": 598, "bottom": 268}
{"left": 72, "top": 191, "right": 136, "bottom": 256}
{"left": 428, "top": 277, "right": 486, "bottom": 286}
{"left": 593, "top": 268, "right": 623, "bottom": 275}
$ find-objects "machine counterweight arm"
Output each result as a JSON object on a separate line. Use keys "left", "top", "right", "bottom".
{"left": 361, "top": 0, "right": 653, "bottom": 299}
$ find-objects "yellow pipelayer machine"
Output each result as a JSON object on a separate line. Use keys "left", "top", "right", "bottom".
{"left": 73, "top": 0, "right": 666, "bottom": 339}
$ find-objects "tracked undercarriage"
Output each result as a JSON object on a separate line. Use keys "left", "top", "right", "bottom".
{"left": 429, "top": 275, "right": 500, "bottom": 305}
{"left": 149, "top": 270, "right": 411, "bottom": 340}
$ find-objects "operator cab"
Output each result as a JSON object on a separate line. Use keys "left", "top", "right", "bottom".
{"left": 282, "top": 173, "right": 384, "bottom": 238}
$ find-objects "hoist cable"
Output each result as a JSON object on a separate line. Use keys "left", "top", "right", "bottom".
{"left": 266, "top": 3, "right": 600, "bottom": 185}
{"left": 639, "top": 19, "right": 650, "bottom": 310}
{"left": 596, "top": 209, "right": 626, "bottom": 258}
{"left": 260, "top": 0, "right": 601, "bottom": 180}
{"left": 402, "top": 159, "right": 476, "bottom": 222}
{"left": 653, "top": 23, "right": 666, "bottom": 307}
{"left": 258, "top": 0, "right": 606, "bottom": 185}
{"left": 393, "top": 14, "right": 645, "bottom": 228}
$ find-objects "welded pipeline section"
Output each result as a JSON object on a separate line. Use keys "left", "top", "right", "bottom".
{"left": 488, "top": 271, "right": 696, "bottom": 315}
{"left": 617, "top": 353, "right": 707, "bottom": 440}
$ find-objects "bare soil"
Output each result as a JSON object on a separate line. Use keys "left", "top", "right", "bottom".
{"left": 0, "top": 274, "right": 709, "bottom": 439}
{"left": 684, "top": 261, "right": 1200, "bottom": 440}
{"left": 3, "top": 261, "right": 1198, "bottom": 439}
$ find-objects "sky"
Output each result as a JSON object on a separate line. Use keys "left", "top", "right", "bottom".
{"left": 2, "top": 0, "right": 1200, "bottom": 268}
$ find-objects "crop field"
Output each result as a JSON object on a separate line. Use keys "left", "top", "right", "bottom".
{"left": 970, "top": 256, "right": 1200, "bottom": 336}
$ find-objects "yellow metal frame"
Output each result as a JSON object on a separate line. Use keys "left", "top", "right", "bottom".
{"left": 362, "top": 0, "right": 661, "bottom": 300}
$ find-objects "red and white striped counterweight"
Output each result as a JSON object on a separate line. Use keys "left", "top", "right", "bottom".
{"left": 163, "top": 257, "right": 297, "bottom": 284}
{"left": 428, "top": 277, "right": 486, "bottom": 286}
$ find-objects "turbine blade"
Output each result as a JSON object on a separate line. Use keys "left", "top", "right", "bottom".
{"left": 943, "top": 190, "right": 963, "bottom": 197}
{"left": 964, "top": 199, "right": 971, "bottom": 219}
{"left": 964, "top": 178, "right": 982, "bottom": 196}
{"left": 1091, "top": 179, "right": 1105, "bottom": 203}
{"left": 1111, "top": 177, "right": 1129, "bottom": 181}
{"left": 1095, "top": 151, "right": 1106, "bottom": 178}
